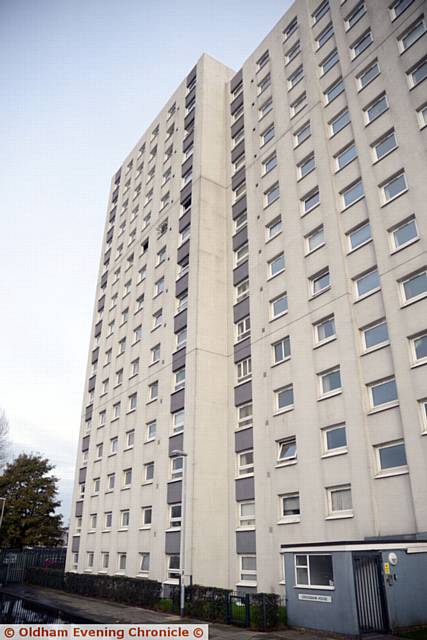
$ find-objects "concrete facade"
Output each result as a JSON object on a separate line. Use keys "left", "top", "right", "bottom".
{"left": 67, "top": 0, "right": 427, "bottom": 608}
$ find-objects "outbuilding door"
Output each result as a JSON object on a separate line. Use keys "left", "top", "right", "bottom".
{"left": 353, "top": 552, "right": 389, "bottom": 634}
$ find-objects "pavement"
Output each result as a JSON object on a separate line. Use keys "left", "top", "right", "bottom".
{"left": 0, "top": 584, "right": 349, "bottom": 640}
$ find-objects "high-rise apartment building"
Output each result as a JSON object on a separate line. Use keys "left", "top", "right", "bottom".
{"left": 67, "top": 0, "right": 427, "bottom": 607}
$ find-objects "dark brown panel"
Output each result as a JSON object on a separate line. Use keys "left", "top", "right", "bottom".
{"left": 172, "top": 347, "right": 186, "bottom": 372}
{"left": 230, "top": 69, "right": 243, "bottom": 93}
{"left": 174, "top": 309, "right": 187, "bottom": 333}
{"left": 94, "top": 320, "right": 102, "bottom": 338}
{"left": 184, "top": 108, "right": 195, "bottom": 132}
{"left": 233, "top": 260, "right": 249, "bottom": 286}
{"left": 235, "top": 476, "right": 255, "bottom": 501}
{"left": 235, "top": 427, "right": 253, "bottom": 452}
{"left": 180, "top": 183, "right": 192, "bottom": 204}
{"left": 88, "top": 375, "right": 96, "bottom": 392}
{"left": 234, "top": 381, "right": 252, "bottom": 406}
{"left": 91, "top": 347, "right": 99, "bottom": 364}
{"left": 181, "top": 156, "right": 193, "bottom": 178}
{"left": 231, "top": 115, "right": 244, "bottom": 139}
{"left": 81, "top": 436, "right": 90, "bottom": 452}
{"left": 182, "top": 130, "right": 194, "bottom": 153}
{"left": 175, "top": 273, "right": 189, "bottom": 298}
{"left": 97, "top": 295, "right": 105, "bottom": 312}
{"left": 231, "top": 167, "right": 246, "bottom": 192}
{"left": 233, "top": 297, "right": 250, "bottom": 323}
{"left": 230, "top": 91, "right": 244, "bottom": 116}
{"left": 186, "top": 65, "right": 197, "bottom": 87}
{"left": 232, "top": 226, "right": 248, "bottom": 252}
{"left": 232, "top": 194, "right": 247, "bottom": 220}
{"left": 177, "top": 239, "right": 190, "bottom": 265}
{"left": 168, "top": 433, "right": 184, "bottom": 456}
{"left": 179, "top": 210, "right": 191, "bottom": 233}
{"left": 185, "top": 86, "right": 196, "bottom": 108}
{"left": 167, "top": 480, "right": 182, "bottom": 504}
{"left": 231, "top": 140, "right": 245, "bottom": 164}
{"left": 170, "top": 388, "right": 185, "bottom": 413}
{"left": 234, "top": 338, "right": 251, "bottom": 364}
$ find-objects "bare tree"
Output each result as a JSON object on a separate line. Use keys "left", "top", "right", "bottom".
{"left": 0, "top": 408, "right": 9, "bottom": 471}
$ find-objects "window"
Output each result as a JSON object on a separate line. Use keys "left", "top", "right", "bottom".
{"left": 141, "top": 506, "right": 152, "bottom": 528}
{"left": 237, "top": 357, "right": 252, "bottom": 383}
{"left": 120, "top": 510, "right": 130, "bottom": 528}
{"left": 176, "top": 294, "right": 188, "bottom": 314}
{"left": 130, "top": 358, "right": 139, "bottom": 377}
{"left": 128, "top": 393, "right": 137, "bottom": 412}
{"left": 418, "top": 399, "right": 427, "bottom": 433}
{"left": 139, "top": 553, "right": 150, "bottom": 573}
{"left": 280, "top": 493, "right": 300, "bottom": 518}
{"left": 107, "top": 473, "right": 115, "bottom": 490}
{"left": 133, "top": 325, "right": 142, "bottom": 342}
{"left": 278, "top": 437, "right": 297, "bottom": 462}
{"left": 265, "top": 183, "right": 280, "bottom": 207}
{"left": 342, "top": 179, "right": 364, "bottom": 208}
{"left": 96, "top": 443, "right": 103, "bottom": 459}
{"left": 235, "top": 244, "right": 249, "bottom": 267}
{"left": 410, "top": 332, "right": 427, "bottom": 365}
{"left": 273, "top": 336, "right": 291, "bottom": 364}
{"left": 117, "top": 554, "right": 126, "bottom": 572}
{"left": 110, "top": 437, "right": 118, "bottom": 454}
{"left": 351, "top": 30, "right": 372, "bottom": 58}
{"left": 157, "top": 246, "right": 166, "bottom": 265}
{"left": 330, "top": 109, "right": 350, "bottom": 135}
{"left": 262, "top": 153, "right": 277, "bottom": 174}
{"left": 170, "top": 504, "right": 182, "bottom": 528}
{"left": 271, "top": 293, "right": 288, "bottom": 319}
{"left": 173, "top": 410, "right": 184, "bottom": 434}
{"left": 357, "top": 60, "right": 380, "bottom": 90}
{"left": 365, "top": 93, "right": 388, "bottom": 123}
{"left": 400, "top": 269, "right": 427, "bottom": 303}
{"left": 171, "top": 457, "right": 183, "bottom": 480}
{"left": 298, "top": 153, "right": 315, "bottom": 178}
{"left": 259, "top": 98, "right": 273, "bottom": 120}
{"left": 362, "top": 320, "right": 389, "bottom": 351}
{"left": 261, "top": 124, "right": 275, "bottom": 146}
{"left": 268, "top": 253, "right": 285, "bottom": 277}
{"left": 320, "top": 48, "right": 339, "bottom": 75}
{"left": 123, "top": 468, "right": 132, "bottom": 487}
{"left": 316, "top": 23, "right": 334, "bottom": 49}
{"left": 417, "top": 104, "right": 427, "bottom": 128}
{"left": 285, "top": 40, "right": 300, "bottom": 64}
{"left": 336, "top": 142, "right": 357, "bottom": 170}
{"left": 312, "top": 0, "right": 329, "bottom": 24}
{"left": 257, "top": 73, "right": 271, "bottom": 95}
{"left": 381, "top": 172, "right": 407, "bottom": 203}
{"left": 237, "top": 450, "right": 254, "bottom": 476}
{"left": 376, "top": 441, "right": 407, "bottom": 472}
{"left": 232, "top": 128, "right": 244, "bottom": 147}
{"left": 266, "top": 217, "right": 282, "bottom": 240}
{"left": 345, "top": 1, "right": 366, "bottom": 30}
{"left": 99, "top": 410, "right": 106, "bottom": 427}
{"left": 176, "top": 328, "right": 187, "bottom": 349}
{"left": 118, "top": 338, "right": 126, "bottom": 355}
{"left": 288, "top": 65, "right": 304, "bottom": 89}
{"left": 327, "top": 485, "right": 352, "bottom": 516}
{"left": 355, "top": 268, "right": 380, "bottom": 299}
{"left": 324, "top": 78, "right": 344, "bottom": 103}
{"left": 148, "top": 381, "right": 158, "bottom": 401}
{"left": 314, "top": 315, "right": 335, "bottom": 344}
{"left": 390, "top": 0, "right": 415, "bottom": 20}
{"left": 146, "top": 420, "right": 156, "bottom": 442}
{"left": 295, "top": 554, "right": 334, "bottom": 587}
{"left": 239, "top": 502, "right": 255, "bottom": 527}
{"left": 233, "top": 153, "right": 245, "bottom": 172}
{"left": 152, "top": 309, "right": 163, "bottom": 329}
{"left": 372, "top": 130, "right": 397, "bottom": 162}
{"left": 290, "top": 93, "right": 307, "bottom": 117}
{"left": 136, "top": 295, "right": 144, "bottom": 312}
{"left": 319, "top": 367, "right": 342, "bottom": 396}
{"left": 302, "top": 188, "right": 320, "bottom": 214}
{"left": 390, "top": 216, "right": 418, "bottom": 251}
{"left": 151, "top": 344, "right": 161, "bottom": 364}
{"left": 348, "top": 221, "right": 371, "bottom": 251}
{"left": 104, "top": 512, "right": 112, "bottom": 528}
{"left": 398, "top": 17, "right": 426, "bottom": 52}
{"left": 236, "top": 316, "right": 251, "bottom": 342}
{"left": 174, "top": 368, "right": 186, "bottom": 391}
{"left": 306, "top": 226, "right": 324, "bottom": 253}
{"left": 237, "top": 403, "right": 252, "bottom": 429}
{"left": 154, "top": 277, "right": 165, "bottom": 297}
{"left": 283, "top": 16, "right": 298, "bottom": 41}
{"left": 240, "top": 556, "right": 257, "bottom": 583}
{"left": 275, "top": 384, "right": 294, "bottom": 411}
{"left": 101, "top": 552, "right": 109, "bottom": 570}
{"left": 294, "top": 122, "right": 311, "bottom": 146}
{"left": 257, "top": 50, "right": 269, "bottom": 71}
{"left": 310, "top": 269, "right": 330, "bottom": 296}
{"left": 112, "top": 402, "right": 121, "bottom": 419}
{"left": 87, "top": 552, "right": 94, "bottom": 569}
{"left": 322, "top": 424, "right": 347, "bottom": 453}
{"left": 235, "top": 212, "right": 247, "bottom": 233}
{"left": 144, "top": 461, "right": 154, "bottom": 482}
{"left": 168, "top": 555, "right": 181, "bottom": 580}
{"left": 89, "top": 513, "right": 97, "bottom": 529}
{"left": 368, "top": 377, "right": 398, "bottom": 409}
{"left": 75, "top": 516, "right": 82, "bottom": 533}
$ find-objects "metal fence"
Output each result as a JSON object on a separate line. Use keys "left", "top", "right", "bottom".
{"left": 0, "top": 548, "right": 66, "bottom": 585}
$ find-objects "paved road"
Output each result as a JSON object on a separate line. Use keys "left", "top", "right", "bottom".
{"left": 0, "top": 584, "right": 345, "bottom": 640}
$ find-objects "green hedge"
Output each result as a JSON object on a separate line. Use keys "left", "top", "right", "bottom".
{"left": 25, "top": 568, "right": 161, "bottom": 608}
{"left": 184, "top": 584, "right": 230, "bottom": 623}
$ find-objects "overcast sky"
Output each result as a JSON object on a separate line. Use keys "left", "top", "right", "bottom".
{"left": 0, "top": 0, "right": 291, "bottom": 523}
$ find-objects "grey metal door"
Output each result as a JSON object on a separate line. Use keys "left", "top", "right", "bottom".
{"left": 353, "top": 553, "right": 389, "bottom": 634}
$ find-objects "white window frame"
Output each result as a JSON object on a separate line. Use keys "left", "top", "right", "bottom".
{"left": 314, "top": 315, "right": 335, "bottom": 345}
{"left": 266, "top": 216, "right": 282, "bottom": 241}
{"left": 270, "top": 293, "right": 288, "bottom": 319}
{"left": 310, "top": 268, "right": 330, "bottom": 297}
{"left": 389, "top": 215, "right": 419, "bottom": 253}
{"left": 347, "top": 221, "right": 371, "bottom": 253}
{"left": 294, "top": 121, "right": 311, "bottom": 146}
{"left": 322, "top": 424, "right": 347, "bottom": 455}
{"left": 144, "top": 461, "right": 155, "bottom": 483}
{"left": 277, "top": 437, "right": 297, "bottom": 463}
{"left": 236, "top": 316, "right": 251, "bottom": 342}
{"left": 257, "top": 73, "right": 271, "bottom": 95}
{"left": 319, "top": 366, "right": 342, "bottom": 398}
{"left": 172, "top": 410, "right": 184, "bottom": 434}
{"left": 301, "top": 188, "right": 320, "bottom": 214}
{"left": 236, "top": 357, "right": 252, "bottom": 383}
{"left": 354, "top": 267, "right": 380, "bottom": 300}
{"left": 120, "top": 509, "right": 130, "bottom": 528}
{"left": 237, "top": 450, "right": 254, "bottom": 477}
{"left": 238, "top": 501, "right": 255, "bottom": 528}
{"left": 268, "top": 252, "right": 285, "bottom": 278}
{"left": 141, "top": 506, "right": 152, "bottom": 528}
{"left": 298, "top": 153, "right": 315, "bottom": 179}
{"left": 361, "top": 319, "right": 389, "bottom": 353}
{"left": 261, "top": 124, "right": 275, "bottom": 146}
{"left": 174, "top": 367, "right": 186, "bottom": 391}
{"left": 275, "top": 384, "right": 294, "bottom": 413}
{"left": 341, "top": 179, "right": 364, "bottom": 209}
{"left": 235, "top": 243, "right": 249, "bottom": 267}
{"left": 235, "top": 279, "right": 250, "bottom": 303}
{"left": 290, "top": 92, "right": 307, "bottom": 117}
{"left": 237, "top": 402, "right": 253, "bottom": 430}
{"left": 171, "top": 456, "right": 183, "bottom": 480}
{"left": 146, "top": 420, "right": 156, "bottom": 442}
{"left": 350, "top": 29, "right": 373, "bottom": 59}
{"left": 148, "top": 381, "right": 158, "bottom": 401}
{"left": 400, "top": 269, "right": 427, "bottom": 304}
{"left": 272, "top": 336, "right": 291, "bottom": 364}
{"left": 380, "top": 171, "right": 408, "bottom": 205}
{"left": 295, "top": 553, "right": 334, "bottom": 587}
{"left": 409, "top": 332, "right": 427, "bottom": 366}
{"left": 305, "top": 225, "right": 324, "bottom": 254}
{"left": 398, "top": 16, "right": 426, "bottom": 53}
{"left": 326, "top": 484, "right": 353, "bottom": 518}
{"left": 239, "top": 555, "right": 257, "bottom": 584}
{"left": 280, "top": 493, "right": 301, "bottom": 522}
{"left": 375, "top": 440, "right": 408, "bottom": 475}
{"left": 139, "top": 552, "right": 150, "bottom": 573}
{"left": 418, "top": 398, "right": 427, "bottom": 434}
{"left": 169, "top": 503, "right": 182, "bottom": 528}
{"left": 368, "top": 376, "right": 398, "bottom": 410}
{"left": 364, "top": 93, "right": 389, "bottom": 124}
